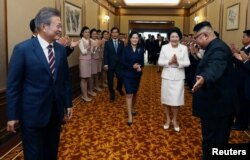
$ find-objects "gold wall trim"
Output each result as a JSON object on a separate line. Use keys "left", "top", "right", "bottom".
{"left": 4, "top": 0, "right": 8, "bottom": 71}
{"left": 189, "top": 0, "right": 214, "bottom": 16}
{"left": 119, "top": 13, "right": 185, "bottom": 16}
{"left": 219, "top": 0, "right": 224, "bottom": 39}
{"left": 246, "top": 0, "right": 250, "bottom": 29}
{"left": 93, "top": 0, "right": 115, "bottom": 14}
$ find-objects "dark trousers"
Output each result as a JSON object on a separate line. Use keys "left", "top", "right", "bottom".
{"left": 234, "top": 96, "right": 250, "bottom": 128}
{"left": 200, "top": 115, "right": 234, "bottom": 160}
{"left": 107, "top": 68, "right": 123, "bottom": 96}
{"left": 21, "top": 106, "right": 61, "bottom": 160}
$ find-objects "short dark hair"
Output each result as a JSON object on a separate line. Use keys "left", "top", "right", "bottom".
{"left": 167, "top": 27, "right": 182, "bottom": 40}
{"left": 214, "top": 31, "right": 220, "bottom": 38}
{"left": 111, "top": 27, "right": 119, "bottom": 33}
{"left": 102, "top": 30, "right": 109, "bottom": 37}
{"left": 243, "top": 30, "right": 250, "bottom": 37}
{"left": 80, "top": 26, "right": 89, "bottom": 38}
{"left": 193, "top": 21, "right": 213, "bottom": 32}
{"left": 97, "top": 29, "right": 101, "bottom": 33}
{"left": 35, "top": 7, "right": 60, "bottom": 30}
{"left": 29, "top": 18, "right": 36, "bottom": 33}
{"left": 90, "top": 28, "right": 97, "bottom": 38}
{"left": 128, "top": 30, "right": 139, "bottom": 45}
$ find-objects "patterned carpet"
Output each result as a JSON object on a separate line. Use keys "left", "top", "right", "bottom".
{"left": 2, "top": 65, "right": 249, "bottom": 160}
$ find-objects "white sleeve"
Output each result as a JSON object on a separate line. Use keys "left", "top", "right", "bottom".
{"left": 158, "top": 45, "right": 170, "bottom": 67}
{"left": 78, "top": 40, "right": 88, "bottom": 55}
{"left": 178, "top": 46, "right": 190, "bottom": 68}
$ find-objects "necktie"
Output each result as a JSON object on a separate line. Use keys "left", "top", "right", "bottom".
{"left": 47, "top": 45, "right": 55, "bottom": 75}
{"left": 114, "top": 40, "right": 118, "bottom": 53}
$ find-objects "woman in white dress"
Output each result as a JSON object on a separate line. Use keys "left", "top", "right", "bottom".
{"left": 158, "top": 27, "right": 190, "bottom": 132}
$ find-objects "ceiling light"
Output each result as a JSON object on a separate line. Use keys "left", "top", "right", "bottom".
{"left": 124, "top": 0, "right": 181, "bottom": 6}
{"left": 194, "top": 16, "right": 200, "bottom": 23}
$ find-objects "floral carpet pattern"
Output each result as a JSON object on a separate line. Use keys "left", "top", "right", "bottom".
{"left": 3, "top": 65, "right": 249, "bottom": 160}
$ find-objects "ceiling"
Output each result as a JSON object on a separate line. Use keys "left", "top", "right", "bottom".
{"left": 107, "top": 0, "right": 200, "bottom": 9}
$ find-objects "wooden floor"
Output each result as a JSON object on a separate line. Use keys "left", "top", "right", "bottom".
{"left": 2, "top": 65, "right": 249, "bottom": 160}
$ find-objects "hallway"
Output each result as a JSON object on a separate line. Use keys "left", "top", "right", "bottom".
{"left": 5, "top": 65, "right": 248, "bottom": 160}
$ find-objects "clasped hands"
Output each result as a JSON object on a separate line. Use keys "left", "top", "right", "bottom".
{"left": 168, "top": 54, "right": 178, "bottom": 65}
{"left": 233, "top": 51, "right": 249, "bottom": 62}
{"left": 230, "top": 43, "right": 249, "bottom": 62}
{"left": 133, "top": 63, "right": 142, "bottom": 72}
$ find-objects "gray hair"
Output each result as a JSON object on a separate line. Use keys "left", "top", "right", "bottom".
{"left": 34, "top": 7, "right": 60, "bottom": 30}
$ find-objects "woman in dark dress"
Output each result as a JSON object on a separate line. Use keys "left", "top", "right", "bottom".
{"left": 121, "top": 31, "right": 144, "bottom": 125}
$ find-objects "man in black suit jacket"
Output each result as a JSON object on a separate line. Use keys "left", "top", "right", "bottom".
{"left": 152, "top": 34, "right": 166, "bottom": 65}
{"left": 104, "top": 27, "right": 124, "bottom": 101}
{"left": 7, "top": 7, "right": 72, "bottom": 160}
{"left": 231, "top": 29, "right": 250, "bottom": 131}
{"left": 192, "top": 21, "right": 235, "bottom": 160}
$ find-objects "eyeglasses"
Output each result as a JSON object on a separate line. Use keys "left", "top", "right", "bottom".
{"left": 193, "top": 32, "right": 205, "bottom": 40}
{"left": 46, "top": 23, "right": 63, "bottom": 29}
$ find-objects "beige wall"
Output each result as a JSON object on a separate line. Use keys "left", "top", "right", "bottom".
{"left": 189, "top": 0, "right": 221, "bottom": 33}
{"left": 7, "top": 0, "right": 54, "bottom": 60}
{"left": 85, "top": 0, "right": 98, "bottom": 29}
{"left": 108, "top": 12, "right": 115, "bottom": 31}
{"left": 247, "top": 0, "right": 250, "bottom": 28}
{"left": 120, "top": 16, "right": 184, "bottom": 35}
{"left": 206, "top": 0, "right": 221, "bottom": 33}
{"left": 222, "top": 0, "right": 248, "bottom": 48}
{"left": 189, "top": 0, "right": 248, "bottom": 48}
{"left": 99, "top": 6, "right": 109, "bottom": 30}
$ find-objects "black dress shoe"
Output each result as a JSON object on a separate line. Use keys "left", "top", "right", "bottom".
{"left": 132, "top": 111, "right": 137, "bottom": 116}
{"left": 117, "top": 89, "right": 124, "bottom": 96}
{"left": 231, "top": 124, "right": 249, "bottom": 131}
{"left": 110, "top": 93, "right": 115, "bottom": 101}
{"left": 127, "top": 121, "right": 133, "bottom": 126}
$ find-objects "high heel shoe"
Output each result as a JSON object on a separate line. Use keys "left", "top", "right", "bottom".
{"left": 81, "top": 96, "right": 92, "bottom": 102}
{"left": 163, "top": 121, "right": 170, "bottom": 130}
{"left": 172, "top": 120, "right": 180, "bottom": 132}
{"left": 127, "top": 116, "right": 133, "bottom": 126}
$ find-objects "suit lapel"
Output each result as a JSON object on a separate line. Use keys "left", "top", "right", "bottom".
{"left": 53, "top": 42, "right": 61, "bottom": 80}
{"left": 32, "top": 38, "right": 51, "bottom": 75}
{"left": 110, "top": 39, "right": 116, "bottom": 53}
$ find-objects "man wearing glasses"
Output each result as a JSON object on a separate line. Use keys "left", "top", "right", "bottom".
{"left": 192, "top": 21, "right": 235, "bottom": 160}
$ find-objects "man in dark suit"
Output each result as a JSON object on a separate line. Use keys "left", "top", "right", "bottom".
{"left": 7, "top": 7, "right": 72, "bottom": 160}
{"left": 104, "top": 27, "right": 124, "bottom": 101}
{"left": 152, "top": 33, "right": 165, "bottom": 65}
{"left": 231, "top": 29, "right": 250, "bottom": 131}
{"left": 192, "top": 21, "right": 235, "bottom": 160}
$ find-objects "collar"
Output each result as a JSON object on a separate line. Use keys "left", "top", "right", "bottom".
{"left": 37, "top": 34, "right": 53, "bottom": 49}
{"left": 245, "top": 45, "right": 250, "bottom": 50}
